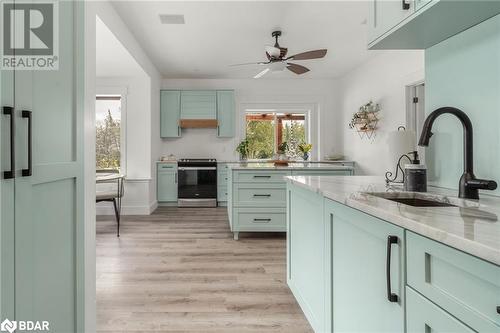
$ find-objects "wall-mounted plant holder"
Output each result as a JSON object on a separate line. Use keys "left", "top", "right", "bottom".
{"left": 348, "top": 101, "right": 380, "bottom": 140}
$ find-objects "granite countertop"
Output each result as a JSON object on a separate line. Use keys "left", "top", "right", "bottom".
{"left": 227, "top": 162, "right": 354, "bottom": 171}
{"left": 156, "top": 160, "right": 354, "bottom": 164}
{"left": 286, "top": 175, "right": 500, "bottom": 266}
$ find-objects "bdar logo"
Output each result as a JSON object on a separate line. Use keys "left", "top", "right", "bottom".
{"left": 0, "top": 319, "right": 17, "bottom": 333}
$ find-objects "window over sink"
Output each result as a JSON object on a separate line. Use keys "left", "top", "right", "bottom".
{"left": 244, "top": 111, "right": 308, "bottom": 160}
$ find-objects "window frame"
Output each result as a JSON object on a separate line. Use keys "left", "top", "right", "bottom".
{"left": 243, "top": 109, "right": 311, "bottom": 161}
{"left": 95, "top": 86, "right": 127, "bottom": 175}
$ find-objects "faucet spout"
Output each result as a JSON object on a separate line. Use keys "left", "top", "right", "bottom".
{"left": 418, "top": 107, "right": 497, "bottom": 199}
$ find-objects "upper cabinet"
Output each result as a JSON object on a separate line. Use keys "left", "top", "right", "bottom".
{"left": 160, "top": 90, "right": 181, "bottom": 138}
{"left": 216, "top": 90, "right": 235, "bottom": 138}
{"left": 160, "top": 89, "right": 235, "bottom": 138}
{"left": 180, "top": 90, "right": 217, "bottom": 119}
{"left": 368, "top": 0, "right": 500, "bottom": 49}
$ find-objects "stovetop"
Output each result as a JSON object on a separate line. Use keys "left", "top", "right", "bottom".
{"left": 178, "top": 158, "right": 217, "bottom": 163}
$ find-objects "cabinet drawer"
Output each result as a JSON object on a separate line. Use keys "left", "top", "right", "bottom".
{"left": 217, "top": 186, "right": 228, "bottom": 201}
{"left": 234, "top": 208, "right": 286, "bottom": 231}
{"left": 233, "top": 183, "right": 286, "bottom": 207}
{"left": 407, "top": 232, "right": 500, "bottom": 331}
{"left": 158, "top": 163, "right": 177, "bottom": 171}
{"left": 233, "top": 170, "right": 291, "bottom": 183}
{"left": 406, "top": 287, "right": 475, "bottom": 333}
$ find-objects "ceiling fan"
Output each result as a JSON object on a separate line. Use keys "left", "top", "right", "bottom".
{"left": 230, "top": 30, "right": 327, "bottom": 78}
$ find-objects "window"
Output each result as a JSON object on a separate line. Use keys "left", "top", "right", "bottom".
{"left": 96, "top": 95, "right": 122, "bottom": 171}
{"left": 245, "top": 112, "right": 307, "bottom": 159}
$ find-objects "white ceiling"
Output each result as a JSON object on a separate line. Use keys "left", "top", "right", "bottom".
{"left": 96, "top": 15, "right": 146, "bottom": 77}
{"left": 110, "top": 1, "right": 375, "bottom": 79}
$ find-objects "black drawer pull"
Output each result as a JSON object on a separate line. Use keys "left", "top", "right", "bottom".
{"left": 2, "top": 106, "right": 15, "bottom": 179}
{"left": 497, "top": 306, "right": 500, "bottom": 314}
{"left": 253, "top": 175, "right": 271, "bottom": 178}
{"left": 22, "top": 110, "right": 32, "bottom": 177}
{"left": 253, "top": 194, "right": 271, "bottom": 197}
{"left": 402, "top": 0, "right": 410, "bottom": 10}
{"left": 386, "top": 235, "right": 399, "bottom": 303}
{"left": 253, "top": 218, "right": 271, "bottom": 223}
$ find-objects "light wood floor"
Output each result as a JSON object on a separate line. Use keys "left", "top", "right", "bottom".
{"left": 96, "top": 207, "right": 313, "bottom": 333}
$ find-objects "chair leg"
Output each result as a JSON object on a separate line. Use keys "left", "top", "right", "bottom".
{"left": 113, "top": 198, "right": 120, "bottom": 237}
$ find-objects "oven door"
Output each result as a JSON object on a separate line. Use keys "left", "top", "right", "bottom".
{"left": 178, "top": 166, "right": 217, "bottom": 206}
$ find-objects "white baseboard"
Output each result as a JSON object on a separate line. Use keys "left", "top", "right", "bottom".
{"left": 149, "top": 200, "right": 158, "bottom": 214}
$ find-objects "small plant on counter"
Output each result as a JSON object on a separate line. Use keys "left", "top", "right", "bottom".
{"left": 236, "top": 139, "right": 250, "bottom": 160}
{"left": 298, "top": 142, "right": 313, "bottom": 161}
{"left": 277, "top": 141, "right": 288, "bottom": 155}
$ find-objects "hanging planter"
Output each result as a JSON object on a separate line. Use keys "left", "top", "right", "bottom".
{"left": 348, "top": 101, "right": 380, "bottom": 140}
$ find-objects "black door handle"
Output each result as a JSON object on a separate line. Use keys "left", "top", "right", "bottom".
{"left": 3, "top": 106, "right": 15, "bottom": 179}
{"left": 386, "top": 235, "right": 399, "bottom": 303}
{"left": 402, "top": 0, "right": 410, "bottom": 10}
{"left": 22, "top": 110, "right": 32, "bottom": 177}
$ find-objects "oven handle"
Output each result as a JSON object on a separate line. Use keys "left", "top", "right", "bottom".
{"left": 178, "top": 167, "right": 217, "bottom": 171}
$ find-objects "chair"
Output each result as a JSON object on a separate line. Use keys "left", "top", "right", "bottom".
{"left": 96, "top": 170, "right": 125, "bottom": 237}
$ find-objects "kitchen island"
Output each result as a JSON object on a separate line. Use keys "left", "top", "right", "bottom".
{"left": 286, "top": 175, "right": 500, "bottom": 333}
{"left": 226, "top": 163, "right": 354, "bottom": 240}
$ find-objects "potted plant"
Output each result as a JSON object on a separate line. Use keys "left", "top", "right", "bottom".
{"left": 277, "top": 141, "right": 288, "bottom": 160}
{"left": 236, "top": 139, "right": 250, "bottom": 160}
{"left": 298, "top": 142, "right": 313, "bottom": 161}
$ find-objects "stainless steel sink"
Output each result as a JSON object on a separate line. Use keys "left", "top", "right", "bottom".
{"left": 365, "top": 192, "right": 457, "bottom": 207}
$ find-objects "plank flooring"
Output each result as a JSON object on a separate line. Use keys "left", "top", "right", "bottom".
{"left": 96, "top": 207, "right": 313, "bottom": 332}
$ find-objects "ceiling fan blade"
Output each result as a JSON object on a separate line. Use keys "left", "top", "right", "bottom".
{"left": 286, "top": 63, "right": 310, "bottom": 75}
{"left": 265, "top": 45, "right": 281, "bottom": 58}
{"left": 287, "top": 49, "right": 327, "bottom": 61}
{"left": 229, "top": 61, "right": 269, "bottom": 67}
{"left": 254, "top": 68, "right": 270, "bottom": 79}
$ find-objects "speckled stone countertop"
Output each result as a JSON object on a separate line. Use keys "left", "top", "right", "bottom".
{"left": 286, "top": 175, "right": 500, "bottom": 266}
{"left": 227, "top": 162, "right": 354, "bottom": 171}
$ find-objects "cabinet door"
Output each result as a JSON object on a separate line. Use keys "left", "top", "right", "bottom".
{"left": 368, "top": 0, "right": 414, "bottom": 44}
{"left": 407, "top": 287, "right": 475, "bottom": 333}
{"left": 160, "top": 90, "right": 181, "bottom": 138}
{"left": 158, "top": 170, "right": 177, "bottom": 202}
{"left": 13, "top": 2, "right": 85, "bottom": 331}
{"left": 216, "top": 90, "right": 235, "bottom": 138}
{"left": 327, "top": 199, "right": 405, "bottom": 332}
{"left": 180, "top": 90, "right": 216, "bottom": 119}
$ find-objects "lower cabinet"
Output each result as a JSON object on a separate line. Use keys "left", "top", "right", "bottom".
{"left": 157, "top": 163, "right": 178, "bottom": 202}
{"left": 406, "top": 287, "right": 475, "bottom": 333}
{"left": 327, "top": 199, "right": 405, "bottom": 333}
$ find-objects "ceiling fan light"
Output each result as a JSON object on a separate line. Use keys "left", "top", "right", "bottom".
{"left": 265, "top": 45, "right": 281, "bottom": 58}
{"left": 270, "top": 62, "right": 286, "bottom": 72}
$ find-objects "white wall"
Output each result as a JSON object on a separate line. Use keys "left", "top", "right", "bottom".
{"left": 160, "top": 79, "right": 341, "bottom": 161}
{"left": 338, "top": 51, "right": 424, "bottom": 175}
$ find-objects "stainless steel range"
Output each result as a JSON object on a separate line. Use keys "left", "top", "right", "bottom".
{"left": 177, "top": 158, "right": 217, "bottom": 207}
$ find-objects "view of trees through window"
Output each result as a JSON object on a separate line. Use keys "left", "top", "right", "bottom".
{"left": 245, "top": 112, "right": 306, "bottom": 159}
{"left": 96, "top": 96, "right": 121, "bottom": 170}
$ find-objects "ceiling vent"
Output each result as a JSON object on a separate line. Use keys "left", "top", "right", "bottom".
{"left": 159, "top": 14, "right": 185, "bottom": 24}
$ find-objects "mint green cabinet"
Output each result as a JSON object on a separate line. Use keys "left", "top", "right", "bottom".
{"left": 216, "top": 90, "right": 235, "bottom": 137}
{"left": 217, "top": 164, "right": 229, "bottom": 204}
{"left": 327, "top": 199, "right": 405, "bottom": 333}
{"left": 157, "top": 163, "right": 178, "bottom": 202}
{"left": 180, "top": 90, "right": 216, "bottom": 119}
{"left": 160, "top": 90, "right": 181, "bottom": 138}
{"left": 407, "top": 232, "right": 500, "bottom": 332}
{"left": 406, "top": 287, "right": 475, "bottom": 333}
{"left": 287, "top": 184, "right": 330, "bottom": 333}
{"left": 367, "top": 0, "right": 414, "bottom": 46}
{"left": 368, "top": 0, "right": 500, "bottom": 49}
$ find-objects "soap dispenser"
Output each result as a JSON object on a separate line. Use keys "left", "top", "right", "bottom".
{"left": 404, "top": 151, "right": 427, "bottom": 192}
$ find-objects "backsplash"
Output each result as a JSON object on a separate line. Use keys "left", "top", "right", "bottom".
{"left": 425, "top": 13, "right": 500, "bottom": 196}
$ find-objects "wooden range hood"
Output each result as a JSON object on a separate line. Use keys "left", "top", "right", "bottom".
{"left": 179, "top": 119, "right": 218, "bottom": 128}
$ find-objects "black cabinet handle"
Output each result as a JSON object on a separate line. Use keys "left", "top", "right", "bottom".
{"left": 402, "top": 0, "right": 410, "bottom": 10}
{"left": 386, "top": 235, "right": 399, "bottom": 303}
{"left": 497, "top": 306, "right": 500, "bottom": 314}
{"left": 253, "top": 218, "right": 271, "bottom": 223}
{"left": 254, "top": 175, "right": 271, "bottom": 178}
{"left": 253, "top": 194, "right": 271, "bottom": 197}
{"left": 21, "top": 110, "right": 32, "bottom": 177}
{"left": 2, "top": 106, "right": 15, "bottom": 179}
